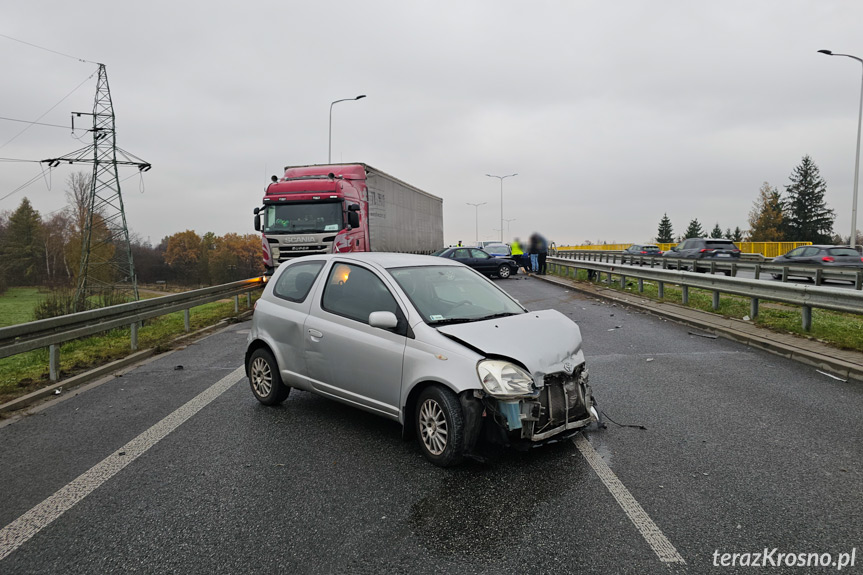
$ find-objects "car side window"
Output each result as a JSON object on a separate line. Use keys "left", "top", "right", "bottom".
{"left": 453, "top": 249, "right": 471, "bottom": 259}
{"left": 322, "top": 263, "right": 401, "bottom": 326}
{"left": 787, "top": 247, "right": 805, "bottom": 257}
{"left": 802, "top": 247, "right": 820, "bottom": 257}
{"left": 272, "top": 261, "right": 325, "bottom": 302}
{"left": 677, "top": 240, "right": 689, "bottom": 250}
{"left": 470, "top": 249, "right": 490, "bottom": 259}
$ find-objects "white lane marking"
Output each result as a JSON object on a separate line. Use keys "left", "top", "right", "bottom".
{"left": 0, "top": 365, "right": 246, "bottom": 562}
{"left": 575, "top": 434, "right": 686, "bottom": 564}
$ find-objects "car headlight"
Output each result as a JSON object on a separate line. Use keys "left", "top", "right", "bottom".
{"left": 477, "top": 360, "right": 535, "bottom": 397}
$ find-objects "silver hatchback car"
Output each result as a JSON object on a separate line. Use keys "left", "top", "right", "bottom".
{"left": 245, "top": 252, "right": 597, "bottom": 467}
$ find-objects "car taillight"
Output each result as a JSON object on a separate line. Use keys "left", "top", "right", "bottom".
{"left": 700, "top": 249, "right": 709, "bottom": 253}
{"left": 640, "top": 251, "right": 647, "bottom": 254}
{"left": 822, "top": 256, "right": 835, "bottom": 262}
{"left": 732, "top": 249, "right": 740, "bottom": 253}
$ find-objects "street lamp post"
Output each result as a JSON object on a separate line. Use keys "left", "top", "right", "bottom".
{"left": 819, "top": 49, "right": 863, "bottom": 249}
{"left": 486, "top": 173, "right": 517, "bottom": 242}
{"left": 503, "top": 218, "right": 516, "bottom": 239}
{"left": 466, "top": 202, "right": 486, "bottom": 245}
{"left": 329, "top": 95, "right": 366, "bottom": 163}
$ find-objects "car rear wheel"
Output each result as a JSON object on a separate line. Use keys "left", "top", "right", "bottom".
{"left": 248, "top": 348, "right": 290, "bottom": 405}
{"left": 415, "top": 386, "right": 465, "bottom": 467}
{"left": 497, "top": 264, "right": 512, "bottom": 279}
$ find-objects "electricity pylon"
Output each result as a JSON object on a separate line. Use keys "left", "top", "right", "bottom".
{"left": 43, "top": 63, "right": 151, "bottom": 311}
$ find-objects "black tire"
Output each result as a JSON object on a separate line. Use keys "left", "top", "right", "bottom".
{"left": 497, "top": 264, "right": 512, "bottom": 279}
{"left": 771, "top": 273, "right": 782, "bottom": 280}
{"left": 415, "top": 386, "right": 465, "bottom": 467}
{"left": 248, "top": 348, "right": 290, "bottom": 405}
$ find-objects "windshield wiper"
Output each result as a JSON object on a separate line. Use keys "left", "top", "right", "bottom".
{"left": 429, "top": 317, "right": 476, "bottom": 326}
{"left": 475, "top": 312, "right": 520, "bottom": 321}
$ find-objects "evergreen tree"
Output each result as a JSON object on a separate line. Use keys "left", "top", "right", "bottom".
{"left": 0, "top": 198, "right": 45, "bottom": 285}
{"left": 656, "top": 213, "right": 674, "bottom": 243}
{"left": 783, "top": 156, "right": 835, "bottom": 243}
{"left": 710, "top": 223, "right": 723, "bottom": 238}
{"left": 748, "top": 182, "right": 784, "bottom": 241}
{"left": 683, "top": 218, "right": 704, "bottom": 239}
{"left": 731, "top": 227, "right": 744, "bottom": 242}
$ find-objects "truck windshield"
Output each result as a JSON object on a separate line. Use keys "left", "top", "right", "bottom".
{"left": 262, "top": 202, "right": 343, "bottom": 234}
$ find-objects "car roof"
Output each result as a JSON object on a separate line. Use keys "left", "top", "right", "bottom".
{"left": 283, "top": 252, "right": 463, "bottom": 269}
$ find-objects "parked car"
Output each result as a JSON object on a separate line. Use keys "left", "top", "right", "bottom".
{"left": 770, "top": 245, "right": 863, "bottom": 281}
{"left": 245, "top": 253, "right": 598, "bottom": 467}
{"left": 431, "top": 246, "right": 518, "bottom": 278}
{"left": 662, "top": 238, "right": 740, "bottom": 273}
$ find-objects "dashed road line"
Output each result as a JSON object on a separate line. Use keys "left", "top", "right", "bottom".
{"left": 0, "top": 365, "right": 246, "bottom": 562}
{"left": 575, "top": 433, "right": 686, "bottom": 564}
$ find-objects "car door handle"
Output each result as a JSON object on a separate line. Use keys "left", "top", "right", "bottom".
{"left": 308, "top": 328, "right": 323, "bottom": 342}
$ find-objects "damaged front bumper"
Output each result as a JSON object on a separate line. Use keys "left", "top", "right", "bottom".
{"left": 463, "top": 366, "right": 597, "bottom": 450}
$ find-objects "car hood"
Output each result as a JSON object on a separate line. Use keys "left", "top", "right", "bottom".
{"left": 436, "top": 309, "right": 585, "bottom": 383}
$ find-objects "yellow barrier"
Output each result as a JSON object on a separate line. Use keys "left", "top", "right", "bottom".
{"left": 557, "top": 242, "right": 812, "bottom": 258}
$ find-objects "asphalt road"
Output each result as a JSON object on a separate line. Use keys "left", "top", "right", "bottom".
{"left": 0, "top": 277, "right": 861, "bottom": 574}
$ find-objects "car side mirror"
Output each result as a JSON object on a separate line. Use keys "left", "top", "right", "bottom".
{"left": 369, "top": 311, "right": 398, "bottom": 329}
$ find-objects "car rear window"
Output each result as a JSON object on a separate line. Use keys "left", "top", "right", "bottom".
{"left": 704, "top": 241, "right": 736, "bottom": 249}
{"left": 828, "top": 248, "right": 861, "bottom": 257}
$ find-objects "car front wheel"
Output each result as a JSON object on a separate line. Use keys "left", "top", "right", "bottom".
{"left": 415, "top": 386, "right": 465, "bottom": 467}
{"left": 497, "top": 264, "right": 512, "bottom": 279}
{"left": 248, "top": 348, "right": 290, "bottom": 405}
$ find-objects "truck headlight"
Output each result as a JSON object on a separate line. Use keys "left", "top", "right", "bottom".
{"left": 271, "top": 246, "right": 280, "bottom": 258}
{"left": 477, "top": 360, "right": 534, "bottom": 397}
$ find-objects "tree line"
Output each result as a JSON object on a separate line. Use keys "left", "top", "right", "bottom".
{"left": 0, "top": 172, "right": 263, "bottom": 296}
{"left": 655, "top": 155, "right": 844, "bottom": 245}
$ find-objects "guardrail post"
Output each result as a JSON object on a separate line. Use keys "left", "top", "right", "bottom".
{"left": 682, "top": 286, "right": 689, "bottom": 305}
{"left": 234, "top": 295, "right": 239, "bottom": 313}
{"left": 713, "top": 291, "right": 720, "bottom": 310}
{"left": 246, "top": 291, "right": 252, "bottom": 307}
{"left": 750, "top": 297, "right": 759, "bottom": 318}
{"left": 782, "top": 268, "right": 788, "bottom": 282}
{"left": 658, "top": 281, "right": 664, "bottom": 298}
{"left": 731, "top": 262, "right": 738, "bottom": 277}
{"left": 710, "top": 261, "right": 716, "bottom": 275}
{"left": 638, "top": 278, "right": 644, "bottom": 293}
{"left": 754, "top": 264, "right": 761, "bottom": 280}
{"left": 815, "top": 268, "right": 823, "bottom": 286}
{"left": 184, "top": 309, "right": 191, "bottom": 332}
{"left": 802, "top": 305, "right": 812, "bottom": 331}
{"left": 49, "top": 344, "right": 59, "bottom": 381}
{"left": 130, "top": 322, "right": 138, "bottom": 351}
{"left": 857, "top": 270, "right": 863, "bottom": 290}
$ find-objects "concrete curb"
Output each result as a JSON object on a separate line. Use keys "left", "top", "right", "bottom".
{"left": 0, "top": 310, "right": 254, "bottom": 416}
{"left": 532, "top": 273, "right": 863, "bottom": 383}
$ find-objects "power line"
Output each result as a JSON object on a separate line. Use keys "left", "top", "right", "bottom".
{"left": 0, "top": 70, "right": 96, "bottom": 151}
{"left": 0, "top": 167, "right": 53, "bottom": 203}
{"left": 0, "top": 116, "right": 72, "bottom": 130}
{"left": 0, "top": 33, "right": 99, "bottom": 65}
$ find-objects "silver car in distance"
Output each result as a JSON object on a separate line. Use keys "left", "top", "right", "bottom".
{"left": 245, "top": 252, "right": 597, "bottom": 467}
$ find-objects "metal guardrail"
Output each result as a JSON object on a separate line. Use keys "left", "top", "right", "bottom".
{"left": 556, "top": 250, "right": 863, "bottom": 290}
{"left": 546, "top": 256, "right": 863, "bottom": 331}
{"left": 0, "top": 277, "right": 266, "bottom": 381}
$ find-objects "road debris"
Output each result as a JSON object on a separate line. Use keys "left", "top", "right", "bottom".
{"left": 688, "top": 331, "right": 717, "bottom": 339}
{"left": 816, "top": 370, "right": 847, "bottom": 382}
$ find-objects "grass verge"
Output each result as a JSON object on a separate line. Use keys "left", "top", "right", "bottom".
{"left": 552, "top": 268, "right": 863, "bottom": 352}
{"left": 0, "top": 295, "right": 258, "bottom": 405}
{"left": 0, "top": 288, "right": 48, "bottom": 328}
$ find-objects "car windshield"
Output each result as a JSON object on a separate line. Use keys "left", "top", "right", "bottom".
{"left": 388, "top": 265, "right": 524, "bottom": 325}
{"left": 262, "top": 202, "right": 343, "bottom": 233}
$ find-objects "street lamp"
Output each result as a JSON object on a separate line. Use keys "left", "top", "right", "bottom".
{"left": 819, "top": 49, "right": 863, "bottom": 249}
{"left": 486, "top": 173, "right": 517, "bottom": 242}
{"left": 466, "top": 202, "right": 486, "bottom": 245}
{"left": 329, "top": 95, "right": 366, "bottom": 163}
{"left": 503, "top": 217, "right": 517, "bottom": 239}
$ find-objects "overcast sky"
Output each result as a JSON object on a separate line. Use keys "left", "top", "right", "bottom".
{"left": 3, "top": 1, "right": 863, "bottom": 247}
